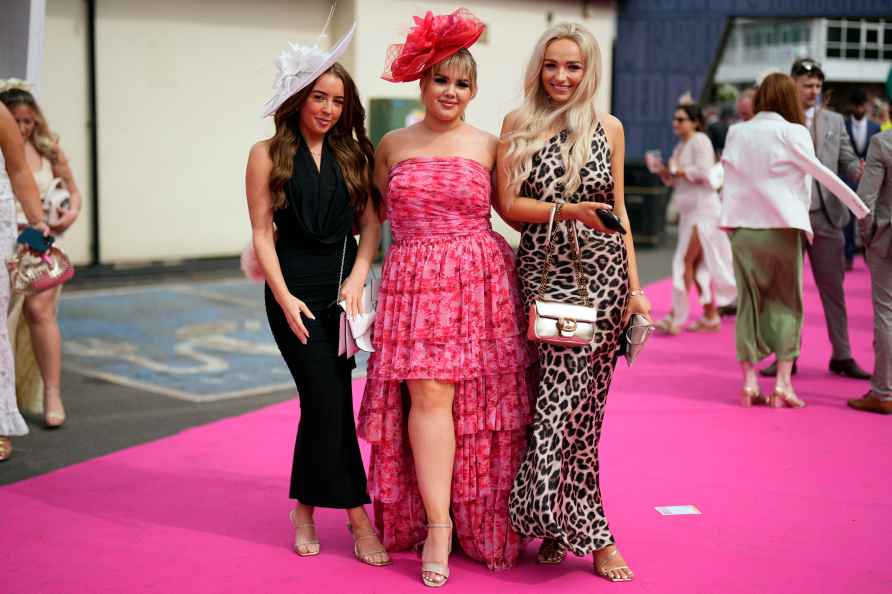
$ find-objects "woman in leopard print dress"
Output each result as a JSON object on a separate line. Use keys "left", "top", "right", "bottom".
{"left": 495, "top": 24, "right": 651, "bottom": 582}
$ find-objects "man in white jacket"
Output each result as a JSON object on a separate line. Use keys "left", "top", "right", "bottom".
{"left": 762, "top": 59, "right": 870, "bottom": 380}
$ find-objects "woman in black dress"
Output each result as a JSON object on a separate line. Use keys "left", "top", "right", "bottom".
{"left": 245, "top": 31, "right": 387, "bottom": 566}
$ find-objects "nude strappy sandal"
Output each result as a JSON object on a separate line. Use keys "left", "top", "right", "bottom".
{"left": 420, "top": 522, "right": 452, "bottom": 588}
{"left": 536, "top": 538, "right": 567, "bottom": 565}
{"left": 347, "top": 523, "right": 391, "bottom": 567}
{"left": 770, "top": 386, "right": 805, "bottom": 408}
{"left": 288, "top": 509, "right": 320, "bottom": 556}
{"left": 594, "top": 546, "right": 634, "bottom": 582}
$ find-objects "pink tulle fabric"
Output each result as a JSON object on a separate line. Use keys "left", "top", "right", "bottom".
{"left": 357, "top": 157, "right": 533, "bottom": 570}
{"left": 382, "top": 8, "right": 485, "bottom": 83}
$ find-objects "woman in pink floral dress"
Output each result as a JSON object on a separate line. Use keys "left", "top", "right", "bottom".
{"left": 357, "top": 9, "right": 531, "bottom": 587}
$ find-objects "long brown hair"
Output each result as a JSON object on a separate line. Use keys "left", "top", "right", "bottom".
{"left": 754, "top": 73, "right": 805, "bottom": 126}
{"left": 267, "top": 63, "right": 378, "bottom": 216}
{"left": 0, "top": 88, "right": 59, "bottom": 162}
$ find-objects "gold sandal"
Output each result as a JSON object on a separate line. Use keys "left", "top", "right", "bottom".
{"left": 289, "top": 509, "right": 320, "bottom": 556}
{"left": 421, "top": 522, "right": 452, "bottom": 588}
{"left": 770, "top": 387, "right": 805, "bottom": 409}
{"left": 655, "top": 317, "right": 681, "bottom": 336}
{"left": 687, "top": 316, "right": 721, "bottom": 333}
{"left": 0, "top": 437, "right": 11, "bottom": 462}
{"left": 740, "top": 386, "right": 768, "bottom": 407}
{"left": 347, "top": 523, "right": 391, "bottom": 567}
{"left": 536, "top": 538, "right": 567, "bottom": 565}
{"left": 594, "top": 545, "right": 634, "bottom": 582}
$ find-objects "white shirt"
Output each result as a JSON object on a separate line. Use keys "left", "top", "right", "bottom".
{"left": 850, "top": 115, "right": 868, "bottom": 155}
{"left": 720, "top": 111, "right": 868, "bottom": 242}
{"left": 805, "top": 106, "right": 816, "bottom": 131}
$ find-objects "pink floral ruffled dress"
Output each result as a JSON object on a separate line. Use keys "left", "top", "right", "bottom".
{"left": 357, "top": 157, "right": 532, "bottom": 570}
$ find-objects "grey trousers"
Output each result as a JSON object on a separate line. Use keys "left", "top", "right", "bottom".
{"left": 806, "top": 209, "right": 853, "bottom": 361}
{"left": 866, "top": 245, "right": 892, "bottom": 399}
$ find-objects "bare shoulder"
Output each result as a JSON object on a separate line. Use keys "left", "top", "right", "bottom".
{"left": 464, "top": 123, "right": 497, "bottom": 146}
{"left": 52, "top": 143, "right": 69, "bottom": 165}
{"left": 599, "top": 113, "right": 624, "bottom": 138}
{"left": 501, "top": 109, "right": 522, "bottom": 133}
{"left": 248, "top": 140, "right": 272, "bottom": 169}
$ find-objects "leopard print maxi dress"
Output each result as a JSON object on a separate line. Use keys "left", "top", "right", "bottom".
{"left": 508, "top": 126, "right": 629, "bottom": 556}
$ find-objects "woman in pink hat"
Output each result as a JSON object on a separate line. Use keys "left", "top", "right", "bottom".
{"left": 357, "top": 9, "right": 532, "bottom": 586}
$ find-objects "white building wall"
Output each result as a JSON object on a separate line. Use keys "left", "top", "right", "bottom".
{"left": 41, "top": 0, "right": 91, "bottom": 264}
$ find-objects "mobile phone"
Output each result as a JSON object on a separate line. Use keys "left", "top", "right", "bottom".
{"left": 17, "top": 227, "right": 55, "bottom": 253}
{"left": 596, "top": 208, "right": 626, "bottom": 235}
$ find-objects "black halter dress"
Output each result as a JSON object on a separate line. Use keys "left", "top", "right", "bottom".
{"left": 264, "top": 137, "right": 368, "bottom": 508}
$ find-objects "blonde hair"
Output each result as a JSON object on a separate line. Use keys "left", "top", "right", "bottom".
{"left": 502, "top": 23, "right": 602, "bottom": 195}
{"left": 0, "top": 87, "right": 59, "bottom": 162}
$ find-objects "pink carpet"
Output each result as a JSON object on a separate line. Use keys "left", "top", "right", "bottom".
{"left": 4, "top": 261, "right": 891, "bottom": 594}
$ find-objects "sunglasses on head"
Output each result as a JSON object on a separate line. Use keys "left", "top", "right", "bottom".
{"left": 792, "top": 59, "right": 823, "bottom": 77}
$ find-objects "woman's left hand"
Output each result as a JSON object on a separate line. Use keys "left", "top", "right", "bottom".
{"left": 624, "top": 293, "right": 652, "bottom": 326}
{"left": 50, "top": 208, "right": 78, "bottom": 235}
{"left": 339, "top": 272, "right": 366, "bottom": 319}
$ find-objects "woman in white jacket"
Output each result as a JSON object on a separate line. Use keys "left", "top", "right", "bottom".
{"left": 721, "top": 73, "right": 868, "bottom": 408}
{"left": 656, "top": 103, "right": 736, "bottom": 334}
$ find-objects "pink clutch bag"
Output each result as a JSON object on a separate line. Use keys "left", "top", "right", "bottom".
{"left": 8, "top": 244, "right": 75, "bottom": 295}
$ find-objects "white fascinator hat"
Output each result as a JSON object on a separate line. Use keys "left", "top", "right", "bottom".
{"left": 262, "top": 7, "right": 356, "bottom": 118}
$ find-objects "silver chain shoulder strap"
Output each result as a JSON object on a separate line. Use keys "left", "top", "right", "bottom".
{"left": 534, "top": 202, "right": 592, "bottom": 308}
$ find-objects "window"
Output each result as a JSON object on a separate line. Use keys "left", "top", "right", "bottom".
{"left": 825, "top": 18, "right": 892, "bottom": 61}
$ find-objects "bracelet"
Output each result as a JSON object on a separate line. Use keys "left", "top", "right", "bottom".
{"left": 553, "top": 202, "right": 564, "bottom": 223}
{"left": 629, "top": 289, "right": 645, "bottom": 297}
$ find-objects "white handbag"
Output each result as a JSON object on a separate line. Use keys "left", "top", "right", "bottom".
{"left": 335, "top": 236, "right": 378, "bottom": 357}
{"left": 338, "top": 268, "right": 379, "bottom": 356}
{"left": 527, "top": 203, "right": 598, "bottom": 347}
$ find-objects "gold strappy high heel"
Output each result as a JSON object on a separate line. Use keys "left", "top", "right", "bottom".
{"left": 0, "top": 437, "right": 12, "bottom": 462}
{"left": 769, "top": 386, "right": 805, "bottom": 409}
{"left": 740, "top": 386, "right": 768, "bottom": 407}
{"left": 594, "top": 545, "right": 634, "bottom": 582}
{"left": 289, "top": 509, "right": 320, "bottom": 556}
{"left": 420, "top": 522, "right": 452, "bottom": 588}
{"left": 347, "top": 523, "right": 391, "bottom": 567}
{"left": 536, "top": 538, "right": 567, "bottom": 565}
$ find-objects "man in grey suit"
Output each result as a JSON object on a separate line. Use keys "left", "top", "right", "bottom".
{"left": 762, "top": 59, "right": 870, "bottom": 379}
{"left": 849, "top": 129, "right": 892, "bottom": 414}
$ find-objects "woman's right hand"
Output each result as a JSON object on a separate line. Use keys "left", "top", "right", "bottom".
{"left": 563, "top": 202, "right": 618, "bottom": 234}
{"left": 280, "top": 294, "right": 316, "bottom": 344}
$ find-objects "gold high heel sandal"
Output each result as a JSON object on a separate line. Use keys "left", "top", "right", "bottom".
{"left": 769, "top": 387, "right": 805, "bottom": 409}
{"left": 346, "top": 523, "right": 391, "bottom": 567}
{"left": 594, "top": 545, "right": 634, "bottom": 582}
{"left": 740, "top": 386, "right": 768, "bottom": 407}
{"left": 289, "top": 509, "right": 320, "bottom": 556}
{"left": 43, "top": 386, "right": 65, "bottom": 429}
{"left": 536, "top": 538, "right": 567, "bottom": 565}
{"left": 421, "top": 522, "right": 452, "bottom": 588}
{"left": 0, "top": 437, "right": 12, "bottom": 462}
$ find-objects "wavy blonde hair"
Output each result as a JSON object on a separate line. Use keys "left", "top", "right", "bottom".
{"left": 502, "top": 23, "right": 602, "bottom": 195}
{"left": 0, "top": 88, "right": 60, "bottom": 162}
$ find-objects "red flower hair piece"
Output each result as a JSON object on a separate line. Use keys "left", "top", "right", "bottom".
{"left": 382, "top": 8, "right": 485, "bottom": 83}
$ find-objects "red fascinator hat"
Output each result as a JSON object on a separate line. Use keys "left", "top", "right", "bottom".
{"left": 382, "top": 8, "right": 485, "bottom": 83}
